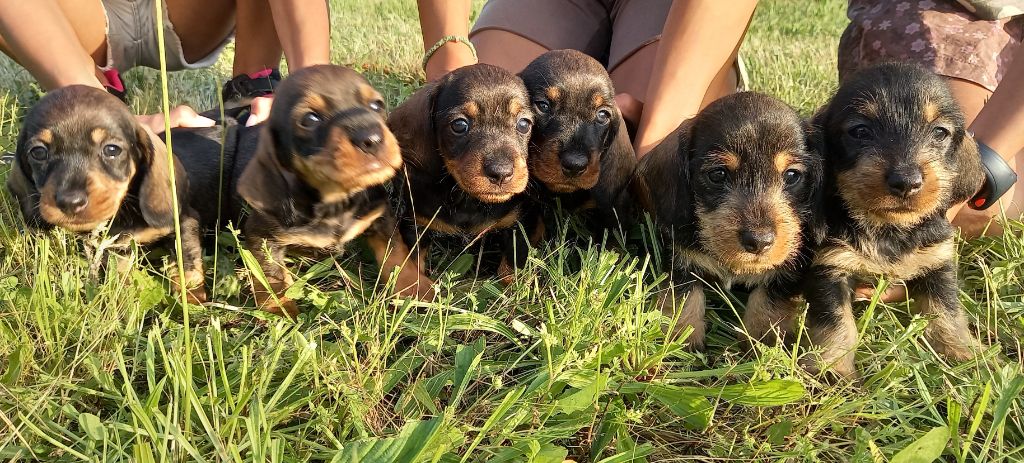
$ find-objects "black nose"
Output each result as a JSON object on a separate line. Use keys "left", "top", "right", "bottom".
{"left": 484, "top": 161, "right": 515, "bottom": 185}
{"left": 560, "top": 152, "right": 589, "bottom": 176}
{"left": 886, "top": 168, "right": 924, "bottom": 198}
{"left": 56, "top": 190, "right": 89, "bottom": 215}
{"left": 739, "top": 229, "right": 776, "bottom": 255}
{"left": 349, "top": 125, "right": 384, "bottom": 155}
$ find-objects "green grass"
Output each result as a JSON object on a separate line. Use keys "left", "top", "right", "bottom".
{"left": 1, "top": 0, "right": 1023, "bottom": 461}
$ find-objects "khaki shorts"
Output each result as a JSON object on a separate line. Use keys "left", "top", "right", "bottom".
{"left": 102, "top": 0, "right": 233, "bottom": 72}
{"left": 470, "top": 0, "right": 672, "bottom": 72}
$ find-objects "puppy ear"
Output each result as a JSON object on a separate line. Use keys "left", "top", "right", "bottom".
{"left": 388, "top": 80, "right": 442, "bottom": 169}
{"left": 137, "top": 125, "right": 188, "bottom": 229}
{"left": 593, "top": 107, "right": 638, "bottom": 223}
{"left": 4, "top": 148, "right": 43, "bottom": 227}
{"left": 238, "top": 127, "right": 293, "bottom": 220}
{"left": 802, "top": 117, "right": 830, "bottom": 245}
{"left": 633, "top": 118, "right": 693, "bottom": 227}
{"left": 946, "top": 131, "right": 985, "bottom": 208}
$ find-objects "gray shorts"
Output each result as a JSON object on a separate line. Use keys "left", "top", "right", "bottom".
{"left": 102, "top": 0, "right": 233, "bottom": 72}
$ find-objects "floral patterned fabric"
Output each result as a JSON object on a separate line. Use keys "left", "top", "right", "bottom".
{"left": 839, "top": 0, "right": 1023, "bottom": 91}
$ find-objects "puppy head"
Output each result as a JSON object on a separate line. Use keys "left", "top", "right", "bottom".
{"left": 520, "top": 50, "right": 621, "bottom": 193}
{"left": 687, "top": 92, "right": 822, "bottom": 274}
{"left": 7, "top": 85, "right": 177, "bottom": 231}
{"left": 239, "top": 65, "right": 402, "bottom": 210}
{"left": 818, "top": 62, "right": 983, "bottom": 228}
{"left": 422, "top": 64, "right": 533, "bottom": 203}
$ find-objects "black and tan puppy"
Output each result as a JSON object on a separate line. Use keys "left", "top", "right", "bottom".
{"left": 635, "top": 92, "right": 825, "bottom": 350}
{"left": 186, "top": 64, "right": 429, "bottom": 314}
{"left": 803, "top": 63, "right": 985, "bottom": 378}
{"left": 6, "top": 85, "right": 206, "bottom": 301}
{"left": 388, "top": 64, "right": 533, "bottom": 281}
{"left": 519, "top": 50, "right": 636, "bottom": 231}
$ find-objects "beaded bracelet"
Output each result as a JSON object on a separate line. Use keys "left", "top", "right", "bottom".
{"left": 422, "top": 35, "right": 478, "bottom": 70}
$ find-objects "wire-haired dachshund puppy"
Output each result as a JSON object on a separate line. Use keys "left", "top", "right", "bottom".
{"left": 519, "top": 50, "right": 636, "bottom": 232}
{"left": 635, "top": 92, "right": 825, "bottom": 350}
{"left": 388, "top": 64, "right": 534, "bottom": 282}
{"left": 804, "top": 63, "right": 985, "bottom": 378}
{"left": 188, "top": 64, "right": 429, "bottom": 314}
{"left": 6, "top": 85, "right": 206, "bottom": 301}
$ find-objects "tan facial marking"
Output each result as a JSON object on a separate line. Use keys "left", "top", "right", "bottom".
{"left": 923, "top": 101, "right": 940, "bottom": 123}
{"left": 463, "top": 101, "right": 480, "bottom": 119}
{"left": 591, "top": 92, "right": 605, "bottom": 108}
{"left": 90, "top": 128, "right": 108, "bottom": 144}
{"left": 299, "top": 93, "right": 328, "bottom": 118}
{"left": 774, "top": 151, "right": 795, "bottom": 173}
{"left": 290, "top": 122, "right": 401, "bottom": 203}
{"left": 359, "top": 83, "right": 380, "bottom": 104}
{"left": 38, "top": 169, "right": 133, "bottom": 231}
{"left": 546, "top": 87, "right": 561, "bottom": 101}
{"left": 711, "top": 151, "right": 741, "bottom": 171}
{"left": 855, "top": 99, "right": 879, "bottom": 119}
{"left": 37, "top": 128, "right": 53, "bottom": 145}
{"left": 696, "top": 188, "right": 802, "bottom": 275}
{"left": 836, "top": 155, "right": 947, "bottom": 228}
{"left": 507, "top": 98, "right": 523, "bottom": 116}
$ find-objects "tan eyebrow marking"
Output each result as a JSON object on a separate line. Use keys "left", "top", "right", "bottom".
{"left": 463, "top": 101, "right": 479, "bottom": 118}
{"left": 37, "top": 128, "right": 53, "bottom": 144}
{"left": 91, "top": 128, "right": 108, "bottom": 144}
{"left": 923, "top": 101, "right": 940, "bottom": 123}
{"left": 774, "top": 151, "right": 794, "bottom": 173}
{"left": 545, "top": 86, "right": 561, "bottom": 101}
{"left": 711, "top": 151, "right": 741, "bottom": 171}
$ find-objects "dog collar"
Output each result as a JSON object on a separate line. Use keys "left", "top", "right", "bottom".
{"left": 968, "top": 135, "right": 1017, "bottom": 210}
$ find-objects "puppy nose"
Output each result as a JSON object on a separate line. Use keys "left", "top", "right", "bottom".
{"left": 560, "top": 152, "right": 589, "bottom": 176}
{"left": 739, "top": 229, "right": 776, "bottom": 255}
{"left": 484, "top": 162, "right": 515, "bottom": 185}
{"left": 349, "top": 125, "right": 384, "bottom": 155}
{"left": 57, "top": 191, "right": 89, "bottom": 215}
{"left": 886, "top": 168, "right": 924, "bottom": 198}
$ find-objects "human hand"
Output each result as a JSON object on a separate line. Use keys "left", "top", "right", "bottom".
{"left": 136, "top": 105, "right": 215, "bottom": 134}
{"left": 245, "top": 95, "right": 275, "bottom": 127}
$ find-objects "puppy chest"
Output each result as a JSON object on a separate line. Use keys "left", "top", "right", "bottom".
{"left": 815, "top": 238, "right": 954, "bottom": 280}
{"left": 279, "top": 205, "right": 386, "bottom": 250}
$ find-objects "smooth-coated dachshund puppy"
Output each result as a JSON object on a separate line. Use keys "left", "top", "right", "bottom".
{"left": 186, "top": 64, "right": 430, "bottom": 314}
{"left": 388, "top": 63, "right": 534, "bottom": 281}
{"left": 519, "top": 50, "right": 636, "bottom": 232}
{"left": 6, "top": 85, "right": 206, "bottom": 301}
{"left": 635, "top": 92, "right": 825, "bottom": 350}
{"left": 803, "top": 63, "right": 985, "bottom": 378}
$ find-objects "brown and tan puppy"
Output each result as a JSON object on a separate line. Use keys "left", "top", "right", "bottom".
{"left": 803, "top": 63, "right": 985, "bottom": 378}
{"left": 212, "top": 64, "right": 433, "bottom": 314}
{"left": 519, "top": 50, "right": 636, "bottom": 233}
{"left": 6, "top": 85, "right": 206, "bottom": 301}
{"left": 635, "top": 92, "right": 826, "bottom": 350}
{"left": 388, "top": 64, "right": 534, "bottom": 282}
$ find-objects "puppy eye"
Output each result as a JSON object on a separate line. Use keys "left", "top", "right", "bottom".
{"left": 534, "top": 100, "right": 551, "bottom": 114}
{"left": 707, "top": 167, "right": 728, "bottom": 184}
{"left": 783, "top": 169, "right": 803, "bottom": 186}
{"left": 300, "top": 112, "right": 323, "bottom": 129}
{"left": 848, "top": 124, "right": 873, "bottom": 140}
{"left": 102, "top": 144, "right": 123, "bottom": 158}
{"left": 28, "top": 146, "right": 48, "bottom": 161}
{"left": 596, "top": 109, "right": 612, "bottom": 125}
{"left": 369, "top": 99, "right": 385, "bottom": 112}
{"left": 450, "top": 118, "right": 470, "bottom": 135}
{"left": 516, "top": 118, "right": 532, "bottom": 134}
{"left": 932, "top": 127, "right": 951, "bottom": 141}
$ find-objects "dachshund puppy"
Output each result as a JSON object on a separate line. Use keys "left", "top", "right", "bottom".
{"left": 804, "top": 63, "right": 985, "bottom": 378}
{"left": 188, "top": 64, "right": 429, "bottom": 314}
{"left": 519, "top": 50, "right": 636, "bottom": 231}
{"left": 635, "top": 92, "right": 825, "bottom": 350}
{"left": 6, "top": 85, "right": 206, "bottom": 301}
{"left": 388, "top": 64, "right": 533, "bottom": 280}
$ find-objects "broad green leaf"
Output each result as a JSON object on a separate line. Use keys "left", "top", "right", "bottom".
{"left": 716, "top": 379, "right": 806, "bottom": 406}
{"left": 556, "top": 372, "right": 608, "bottom": 414}
{"left": 78, "top": 413, "right": 105, "bottom": 441}
{"left": 332, "top": 417, "right": 446, "bottom": 463}
{"left": 449, "top": 338, "right": 485, "bottom": 409}
{"left": 622, "top": 383, "right": 713, "bottom": 430}
{"left": 891, "top": 426, "right": 949, "bottom": 463}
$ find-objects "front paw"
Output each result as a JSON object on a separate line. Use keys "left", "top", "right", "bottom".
{"left": 253, "top": 287, "right": 300, "bottom": 318}
{"left": 394, "top": 270, "right": 436, "bottom": 301}
{"left": 170, "top": 269, "right": 208, "bottom": 305}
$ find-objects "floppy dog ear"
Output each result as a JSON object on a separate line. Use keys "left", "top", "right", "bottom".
{"left": 388, "top": 80, "right": 442, "bottom": 169}
{"left": 802, "top": 115, "right": 831, "bottom": 245}
{"left": 633, "top": 118, "right": 694, "bottom": 227}
{"left": 946, "top": 131, "right": 986, "bottom": 208}
{"left": 238, "top": 127, "right": 294, "bottom": 221}
{"left": 5, "top": 143, "right": 44, "bottom": 227}
{"left": 136, "top": 125, "right": 188, "bottom": 229}
{"left": 593, "top": 107, "right": 638, "bottom": 223}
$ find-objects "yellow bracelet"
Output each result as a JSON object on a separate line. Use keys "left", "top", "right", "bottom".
{"left": 422, "top": 35, "right": 477, "bottom": 70}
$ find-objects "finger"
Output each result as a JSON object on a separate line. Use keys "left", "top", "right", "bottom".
{"left": 246, "top": 96, "right": 274, "bottom": 127}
